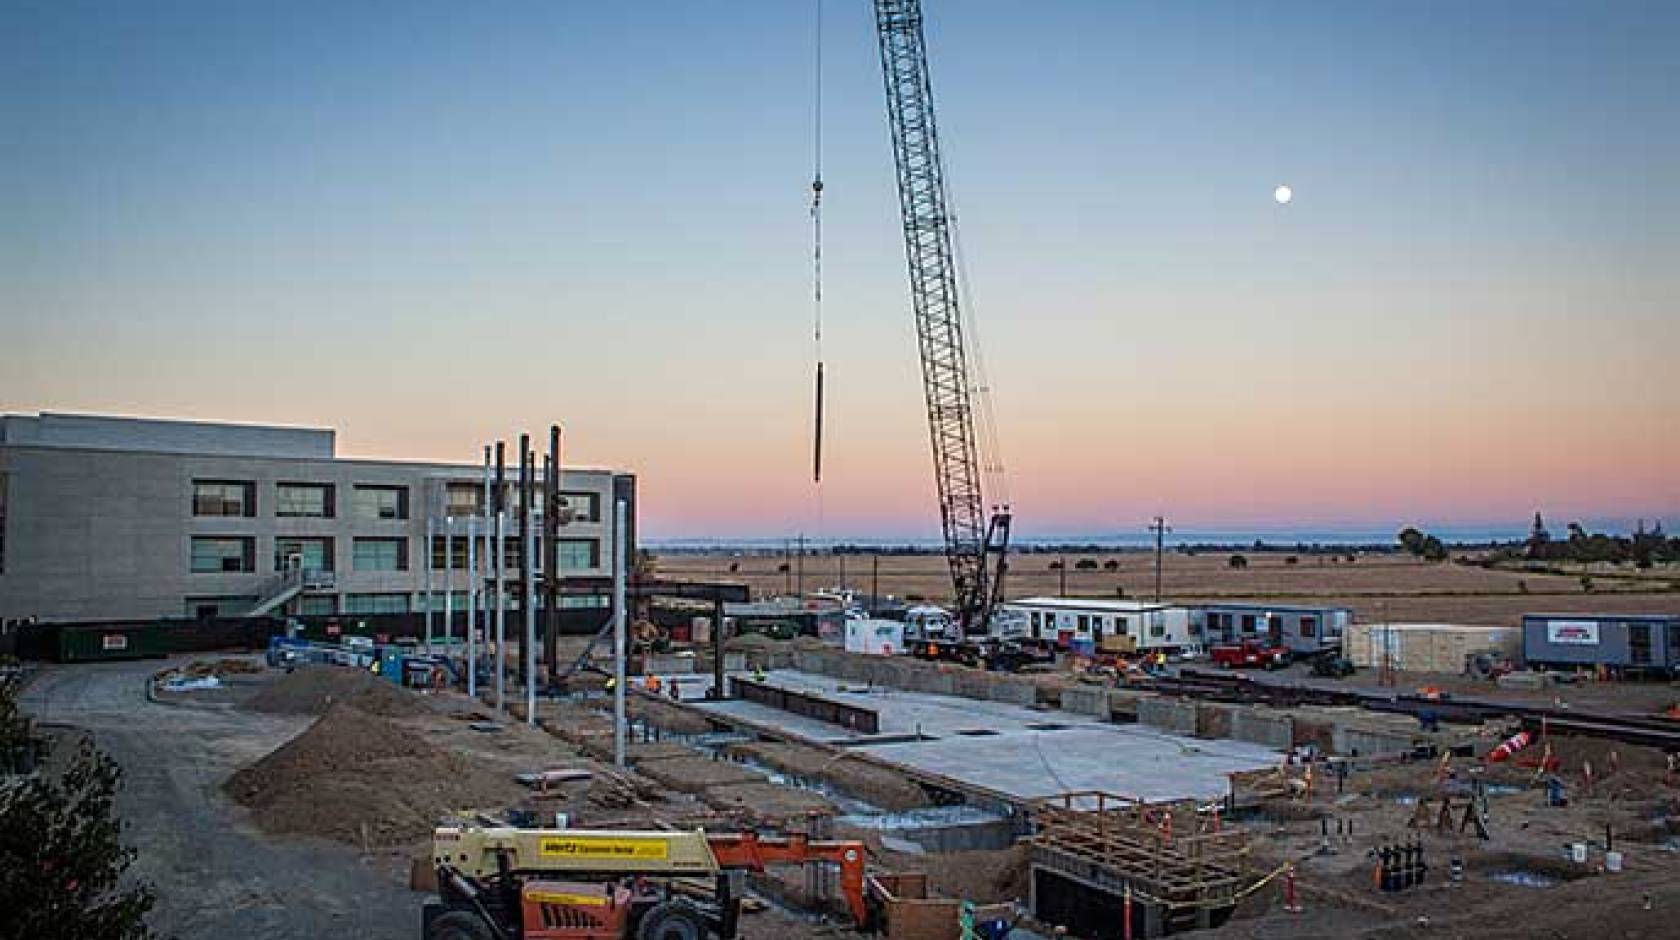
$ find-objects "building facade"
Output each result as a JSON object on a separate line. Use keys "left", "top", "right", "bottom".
{"left": 0, "top": 413, "right": 633, "bottom": 623}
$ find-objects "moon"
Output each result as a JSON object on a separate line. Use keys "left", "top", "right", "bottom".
{"left": 1274, "top": 184, "right": 1293, "bottom": 205}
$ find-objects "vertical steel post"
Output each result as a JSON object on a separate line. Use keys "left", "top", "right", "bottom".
{"left": 494, "top": 509, "right": 506, "bottom": 715}
{"left": 712, "top": 588, "right": 726, "bottom": 701}
{"left": 546, "top": 424, "right": 561, "bottom": 686}
{"left": 613, "top": 497, "right": 628, "bottom": 768}
{"left": 525, "top": 508, "right": 537, "bottom": 726}
{"left": 466, "top": 515, "right": 477, "bottom": 698}
{"left": 494, "top": 442, "right": 506, "bottom": 714}
{"left": 444, "top": 515, "right": 454, "bottom": 647}
{"left": 518, "top": 434, "right": 530, "bottom": 687}
{"left": 424, "top": 516, "right": 435, "bottom": 648}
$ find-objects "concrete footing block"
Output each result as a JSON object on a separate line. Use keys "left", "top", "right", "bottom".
{"left": 1230, "top": 708, "right": 1293, "bottom": 749}
{"left": 1060, "top": 685, "right": 1110, "bottom": 719}
{"left": 1138, "top": 697, "right": 1198, "bottom": 735}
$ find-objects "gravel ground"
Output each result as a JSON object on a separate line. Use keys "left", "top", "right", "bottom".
{"left": 19, "top": 658, "right": 420, "bottom": 940}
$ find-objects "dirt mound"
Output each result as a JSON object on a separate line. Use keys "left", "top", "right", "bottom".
{"left": 848, "top": 829, "right": 1028, "bottom": 904}
{"left": 729, "top": 741, "right": 931, "bottom": 812}
{"left": 225, "top": 704, "right": 518, "bottom": 847}
{"left": 244, "top": 666, "right": 429, "bottom": 718}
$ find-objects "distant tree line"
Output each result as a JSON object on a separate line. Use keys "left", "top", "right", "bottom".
{"left": 1513, "top": 513, "right": 1677, "bottom": 568}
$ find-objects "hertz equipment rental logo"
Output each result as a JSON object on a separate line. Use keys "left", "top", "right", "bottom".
{"left": 539, "top": 836, "right": 670, "bottom": 860}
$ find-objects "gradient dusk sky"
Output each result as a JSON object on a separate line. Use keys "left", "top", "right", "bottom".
{"left": 4, "top": 2, "right": 1676, "bottom": 539}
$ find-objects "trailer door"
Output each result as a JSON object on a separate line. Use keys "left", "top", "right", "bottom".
{"left": 1630, "top": 623, "right": 1653, "bottom": 666}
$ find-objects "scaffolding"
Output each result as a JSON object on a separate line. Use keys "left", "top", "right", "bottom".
{"left": 1029, "top": 791, "right": 1254, "bottom": 937}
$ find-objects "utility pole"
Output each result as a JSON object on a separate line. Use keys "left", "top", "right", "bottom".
{"left": 1059, "top": 552, "right": 1067, "bottom": 597}
{"left": 839, "top": 551, "right": 847, "bottom": 593}
{"left": 797, "top": 533, "right": 806, "bottom": 596}
{"left": 783, "top": 539, "right": 792, "bottom": 596}
{"left": 871, "top": 554, "right": 880, "bottom": 616}
{"left": 1149, "top": 516, "right": 1172, "bottom": 602}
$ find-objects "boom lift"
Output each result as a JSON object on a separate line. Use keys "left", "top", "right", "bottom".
{"left": 872, "top": 0, "right": 1011, "bottom": 634}
{"left": 423, "top": 826, "right": 867, "bottom": 940}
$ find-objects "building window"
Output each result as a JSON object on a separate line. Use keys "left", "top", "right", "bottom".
{"left": 344, "top": 593, "right": 410, "bottom": 615}
{"left": 431, "top": 536, "right": 470, "bottom": 570}
{"left": 446, "top": 483, "right": 482, "bottom": 517}
{"left": 1077, "top": 615, "right": 1089, "bottom": 633}
{"left": 191, "top": 537, "right": 255, "bottom": 573}
{"left": 277, "top": 483, "right": 334, "bottom": 518}
{"left": 275, "top": 537, "right": 334, "bottom": 573}
{"left": 193, "top": 480, "right": 255, "bottom": 517}
{"left": 352, "top": 537, "right": 408, "bottom": 572}
{"left": 1300, "top": 616, "right": 1318, "bottom": 638}
{"left": 352, "top": 485, "right": 408, "bottom": 521}
{"left": 558, "top": 538, "right": 601, "bottom": 569}
{"left": 560, "top": 491, "right": 601, "bottom": 522}
{"left": 560, "top": 595, "right": 610, "bottom": 609}
{"left": 295, "top": 595, "right": 337, "bottom": 616}
{"left": 502, "top": 538, "right": 524, "bottom": 571}
{"left": 1116, "top": 617, "right": 1130, "bottom": 636}
{"left": 423, "top": 590, "right": 470, "bottom": 612}
{"left": 1151, "top": 623, "right": 1166, "bottom": 638}
{"left": 1030, "top": 612, "right": 1041, "bottom": 631}
{"left": 0, "top": 472, "right": 8, "bottom": 575}
{"left": 1240, "top": 614, "right": 1258, "bottom": 634}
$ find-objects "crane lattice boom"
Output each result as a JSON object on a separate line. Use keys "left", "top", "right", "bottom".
{"left": 873, "top": 0, "right": 1009, "bottom": 632}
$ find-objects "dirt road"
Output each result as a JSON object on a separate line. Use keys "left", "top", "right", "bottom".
{"left": 20, "top": 659, "right": 419, "bottom": 940}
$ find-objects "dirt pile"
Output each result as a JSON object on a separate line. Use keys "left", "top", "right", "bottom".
{"left": 244, "top": 666, "right": 429, "bottom": 718}
{"left": 851, "top": 831, "right": 1029, "bottom": 904}
{"left": 224, "top": 704, "right": 518, "bottom": 847}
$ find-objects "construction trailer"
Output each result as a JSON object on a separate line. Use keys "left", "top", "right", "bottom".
{"left": 1196, "top": 603, "right": 1349, "bottom": 655}
{"left": 1344, "top": 622, "right": 1520, "bottom": 673}
{"left": 1003, "top": 597, "right": 1196, "bottom": 653}
{"left": 1521, "top": 613, "right": 1680, "bottom": 676}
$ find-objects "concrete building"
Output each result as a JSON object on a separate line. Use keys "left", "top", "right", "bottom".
{"left": 1003, "top": 597, "right": 1198, "bottom": 652}
{"left": 1197, "top": 602, "right": 1349, "bottom": 654}
{"left": 0, "top": 413, "right": 633, "bottom": 623}
{"left": 1344, "top": 622, "right": 1519, "bottom": 673}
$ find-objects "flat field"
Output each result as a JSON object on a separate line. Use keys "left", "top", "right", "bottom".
{"left": 655, "top": 550, "right": 1680, "bottom": 625}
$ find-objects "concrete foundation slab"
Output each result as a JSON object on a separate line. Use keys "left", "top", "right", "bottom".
{"left": 689, "top": 671, "right": 1279, "bottom": 805}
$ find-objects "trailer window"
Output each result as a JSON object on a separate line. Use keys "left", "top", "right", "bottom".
{"left": 1241, "top": 614, "right": 1257, "bottom": 634}
{"left": 1300, "top": 616, "right": 1317, "bottom": 638}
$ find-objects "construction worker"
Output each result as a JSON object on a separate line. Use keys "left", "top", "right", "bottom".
{"left": 644, "top": 673, "right": 662, "bottom": 693}
{"left": 604, "top": 675, "right": 617, "bottom": 693}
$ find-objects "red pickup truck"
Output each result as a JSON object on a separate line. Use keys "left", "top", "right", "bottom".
{"left": 1210, "top": 640, "right": 1291, "bottom": 670}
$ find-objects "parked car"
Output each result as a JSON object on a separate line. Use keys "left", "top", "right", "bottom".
{"left": 1210, "top": 640, "right": 1290, "bottom": 670}
{"left": 1311, "top": 656, "right": 1357, "bottom": 678}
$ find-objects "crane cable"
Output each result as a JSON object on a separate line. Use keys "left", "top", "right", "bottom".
{"left": 810, "top": 0, "right": 826, "bottom": 487}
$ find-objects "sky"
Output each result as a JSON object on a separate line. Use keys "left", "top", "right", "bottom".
{"left": 3, "top": 1, "right": 1676, "bottom": 540}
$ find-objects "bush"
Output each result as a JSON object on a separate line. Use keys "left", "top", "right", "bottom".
{"left": 0, "top": 682, "right": 156, "bottom": 939}
{"left": 1074, "top": 558, "right": 1099, "bottom": 571}
{"left": 1284, "top": 556, "right": 1299, "bottom": 566}
{"left": 1228, "top": 555, "right": 1248, "bottom": 569}
{"left": 1103, "top": 559, "right": 1120, "bottom": 572}
{"left": 1048, "top": 561, "right": 1063, "bottom": 571}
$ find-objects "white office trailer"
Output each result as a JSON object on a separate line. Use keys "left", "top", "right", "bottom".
{"left": 844, "top": 617, "right": 907, "bottom": 655}
{"left": 1003, "top": 597, "right": 1197, "bottom": 652}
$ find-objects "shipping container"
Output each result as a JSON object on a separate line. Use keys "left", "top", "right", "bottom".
{"left": 56, "top": 623, "right": 169, "bottom": 662}
{"left": 1521, "top": 613, "right": 1680, "bottom": 676}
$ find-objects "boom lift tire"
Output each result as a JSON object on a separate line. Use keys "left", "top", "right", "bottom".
{"left": 425, "top": 910, "right": 496, "bottom": 940}
{"left": 637, "top": 898, "right": 706, "bottom": 940}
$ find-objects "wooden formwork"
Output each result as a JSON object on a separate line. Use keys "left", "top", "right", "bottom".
{"left": 1028, "top": 791, "right": 1253, "bottom": 935}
